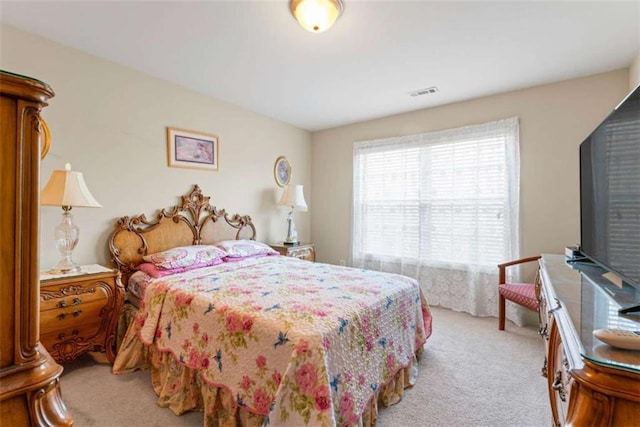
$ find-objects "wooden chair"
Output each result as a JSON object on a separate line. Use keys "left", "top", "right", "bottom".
{"left": 497, "top": 255, "right": 542, "bottom": 330}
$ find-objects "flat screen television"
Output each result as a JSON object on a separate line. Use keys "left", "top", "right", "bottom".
{"left": 579, "top": 84, "right": 640, "bottom": 307}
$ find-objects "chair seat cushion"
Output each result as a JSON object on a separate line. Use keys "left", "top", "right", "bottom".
{"left": 499, "top": 283, "right": 539, "bottom": 311}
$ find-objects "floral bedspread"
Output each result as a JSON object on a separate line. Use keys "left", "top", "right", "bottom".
{"left": 121, "top": 256, "right": 432, "bottom": 426}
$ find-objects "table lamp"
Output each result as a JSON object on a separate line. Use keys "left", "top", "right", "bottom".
{"left": 277, "top": 184, "right": 307, "bottom": 245}
{"left": 41, "top": 163, "right": 102, "bottom": 274}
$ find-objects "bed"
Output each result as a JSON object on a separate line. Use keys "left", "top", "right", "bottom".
{"left": 110, "top": 185, "right": 432, "bottom": 426}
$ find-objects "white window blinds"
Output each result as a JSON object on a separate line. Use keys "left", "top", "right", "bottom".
{"left": 603, "top": 108, "right": 640, "bottom": 284}
{"left": 353, "top": 117, "right": 520, "bottom": 270}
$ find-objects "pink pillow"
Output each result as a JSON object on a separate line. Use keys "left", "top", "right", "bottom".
{"left": 143, "top": 245, "right": 227, "bottom": 270}
{"left": 137, "top": 259, "right": 223, "bottom": 278}
{"left": 214, "top": 239, "right": 278, "bottom": 258}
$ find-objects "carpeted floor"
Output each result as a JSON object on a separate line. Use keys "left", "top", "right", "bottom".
{"left": 59, "top": 306, "right": 551, "bottom": 426}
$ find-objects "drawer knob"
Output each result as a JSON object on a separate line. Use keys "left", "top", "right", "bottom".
{"left": 56, "top": 300, "right": 67, "bottom": 308}
{"left": 56, "top": 310, "right": 82, "bottom": 320}
{"left": 72, "top": 297, "right": 82, "bottom": 305}
{"left": 56, "top": 330, "right": 79, "bottom": 341}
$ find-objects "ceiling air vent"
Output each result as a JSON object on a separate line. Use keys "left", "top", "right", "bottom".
{"left": 409, "top": 87, "right": 438, "bottom": 97}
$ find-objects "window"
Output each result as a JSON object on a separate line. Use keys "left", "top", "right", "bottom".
{"left": 603, "top": 108, "right": 640, "bottom": 284}
{"left": 353, "top": 117, "right": 519, "bottom": 270}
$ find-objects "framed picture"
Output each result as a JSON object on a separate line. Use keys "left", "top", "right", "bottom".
{"left": 167, "top": 127, "right": 219, "bottom": 171}
{"left": 274, "top": 156, "right": 291, "bottom": 187}
{"left": 40, "top": 119, "right": 51, "bottom": 160}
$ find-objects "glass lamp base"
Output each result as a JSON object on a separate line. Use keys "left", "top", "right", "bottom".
{"left": 52, "top": 208, "right": 81, "bottom": 275}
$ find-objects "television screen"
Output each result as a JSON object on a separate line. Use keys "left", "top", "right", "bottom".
{"left": 580, "top": 85, "right": 640, "bottom": 289}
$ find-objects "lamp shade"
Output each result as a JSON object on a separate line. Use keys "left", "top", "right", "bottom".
{"left": 41, "top": 163, "right": 102, "bottom": 208}
{"left": 290, "top": 0, "right": 343, "bottom": 33}
{"left": 278, "top": 185, "right": 308, "bottom": 212}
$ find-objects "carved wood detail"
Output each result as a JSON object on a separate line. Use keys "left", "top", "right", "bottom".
{"left": 40, "top": 273, "right": 124, "bottom": 364}
{"left": 109, "top": 184, "right": 256, "bottom": 284}
{"left": 29, "top": 377, "right": 73, "bottom": 426}
{"left": 41, "top": 284, "right": 97, "bottom": 300}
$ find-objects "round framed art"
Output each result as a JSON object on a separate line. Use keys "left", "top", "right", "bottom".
{"left": 274, "top": 156, "right": 292, "bottom": 187}
{"left": 40, "top": 119, "right": 51, "bottom": 160}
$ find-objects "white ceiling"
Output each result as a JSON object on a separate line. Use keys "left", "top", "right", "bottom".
{"left": 1, "top": 1, "right": 639, "bottom": 131}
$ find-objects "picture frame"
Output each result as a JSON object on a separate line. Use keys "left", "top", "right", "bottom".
{"left": 274, "top": 156, "right": 292, "bottom": 187}
{"left": 40, "top": 119, "right": 51, "bottom": 160}
{"left": 167, "top": 127, "right": 219, "bottom": 171}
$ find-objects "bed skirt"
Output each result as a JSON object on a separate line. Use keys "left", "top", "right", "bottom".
{"left": 114, "top": 303, "right": 424, "bottom": 427}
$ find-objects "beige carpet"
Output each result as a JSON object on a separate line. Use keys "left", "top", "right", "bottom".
{"left": 59, "top": 306, "right": 551, "bottom": 426}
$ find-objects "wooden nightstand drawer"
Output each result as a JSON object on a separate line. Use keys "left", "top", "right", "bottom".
{"left": 41, "top": 318, "right": 102, "bottom": 347}
{"left": 39, "top": 266, "right": 124, "bottom": 364}
{"left": 40, "top": 298, "right": 107, "bottom": 336}
{"left": 270, "top": 243, "right": 315, "bottom": 262}
{"left": 287, "top": 246, "right": 315, "bottom": 261}
{"left": 40, "top": 281, "right": 111, "bottom": 312}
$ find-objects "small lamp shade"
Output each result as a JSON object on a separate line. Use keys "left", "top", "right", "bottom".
{"left": 278, "top": 185, "right": 308, "bottom": 212}
{"left": 41, "top": 163, "right": 102, "bottom": 208}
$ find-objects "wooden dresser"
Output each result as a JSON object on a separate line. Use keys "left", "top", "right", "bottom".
{"left": 538, "top": 255, "right": 640, "bottom": 426}
{"left": 0, "top": 71, "right": 72, "bottom": 425}
{"left": 270, "top": 242, "right": 316, "bottom": 261}
{"left": 40, "top": 266, "right": 124, "bottom": 364}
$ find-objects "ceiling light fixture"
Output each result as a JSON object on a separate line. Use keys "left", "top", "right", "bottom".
{"left": 290, "top": 0, "right": 343, "bottom": 33}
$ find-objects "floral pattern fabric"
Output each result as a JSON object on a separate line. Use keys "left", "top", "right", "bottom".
{"left": 214, "top": 239, "right": 279, "bottom": 258}
{"left": 115, "top": 256, "right": 432, "bottom": 426}
{"left": 143, "top": 245, "right": 227, "bottom": 269}
{"left": 137, "top": 259, "right": 224, "bottom": 278}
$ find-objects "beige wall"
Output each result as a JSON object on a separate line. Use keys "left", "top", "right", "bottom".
{"left": 311, "top": 70, "right": 630, "bottom": 265}
{"left": 2, "top": 23, "right": 634, "bottom": 270}
{"left": 1, "top": 24, "right": 311, "bottom": 270}
{"left": 630, "top": 53, "right": 640, "bottom": 90}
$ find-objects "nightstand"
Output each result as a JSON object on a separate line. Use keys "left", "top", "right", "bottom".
{"left": 39, "top": 265, "right": 124, "bottom": 364}
{"left": 270, "top": 242, "right": 316, "bottom": 262}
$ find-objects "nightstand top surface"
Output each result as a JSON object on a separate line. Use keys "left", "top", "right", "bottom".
{"left": 40, "top": 264, "right": 114, "bottom": 281}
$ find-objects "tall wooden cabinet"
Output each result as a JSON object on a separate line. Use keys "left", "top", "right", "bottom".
{"left": 0, "top": 71, "right": 72, "bottom": 425}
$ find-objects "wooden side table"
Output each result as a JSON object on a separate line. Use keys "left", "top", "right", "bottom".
{"left": 39, "top": 265, "right": 124, "bottom": 364}
{"left": 270, "top": 242, "right": 316, "bottom": 262}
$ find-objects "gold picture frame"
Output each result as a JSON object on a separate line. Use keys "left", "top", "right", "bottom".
{"left": 274, "top": 156, "right": 291, "bottom": 187}
{"left": 167, "top": 127, "right": 219, "bottom": 171}
{"left": 40, "top": 119, "right": 51, "bottom": 160}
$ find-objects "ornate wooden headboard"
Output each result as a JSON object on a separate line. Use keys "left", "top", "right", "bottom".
{"left": 108, "top": 185, "right": 256, "bottom": 282}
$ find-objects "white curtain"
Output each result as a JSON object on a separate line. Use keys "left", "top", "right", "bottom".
{"left": 352, "top": 117, "right": 525, "bottom": 323}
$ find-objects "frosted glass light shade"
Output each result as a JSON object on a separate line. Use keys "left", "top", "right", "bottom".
{"left": 290, "top": 0, "right": 343, "bottom": 33}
